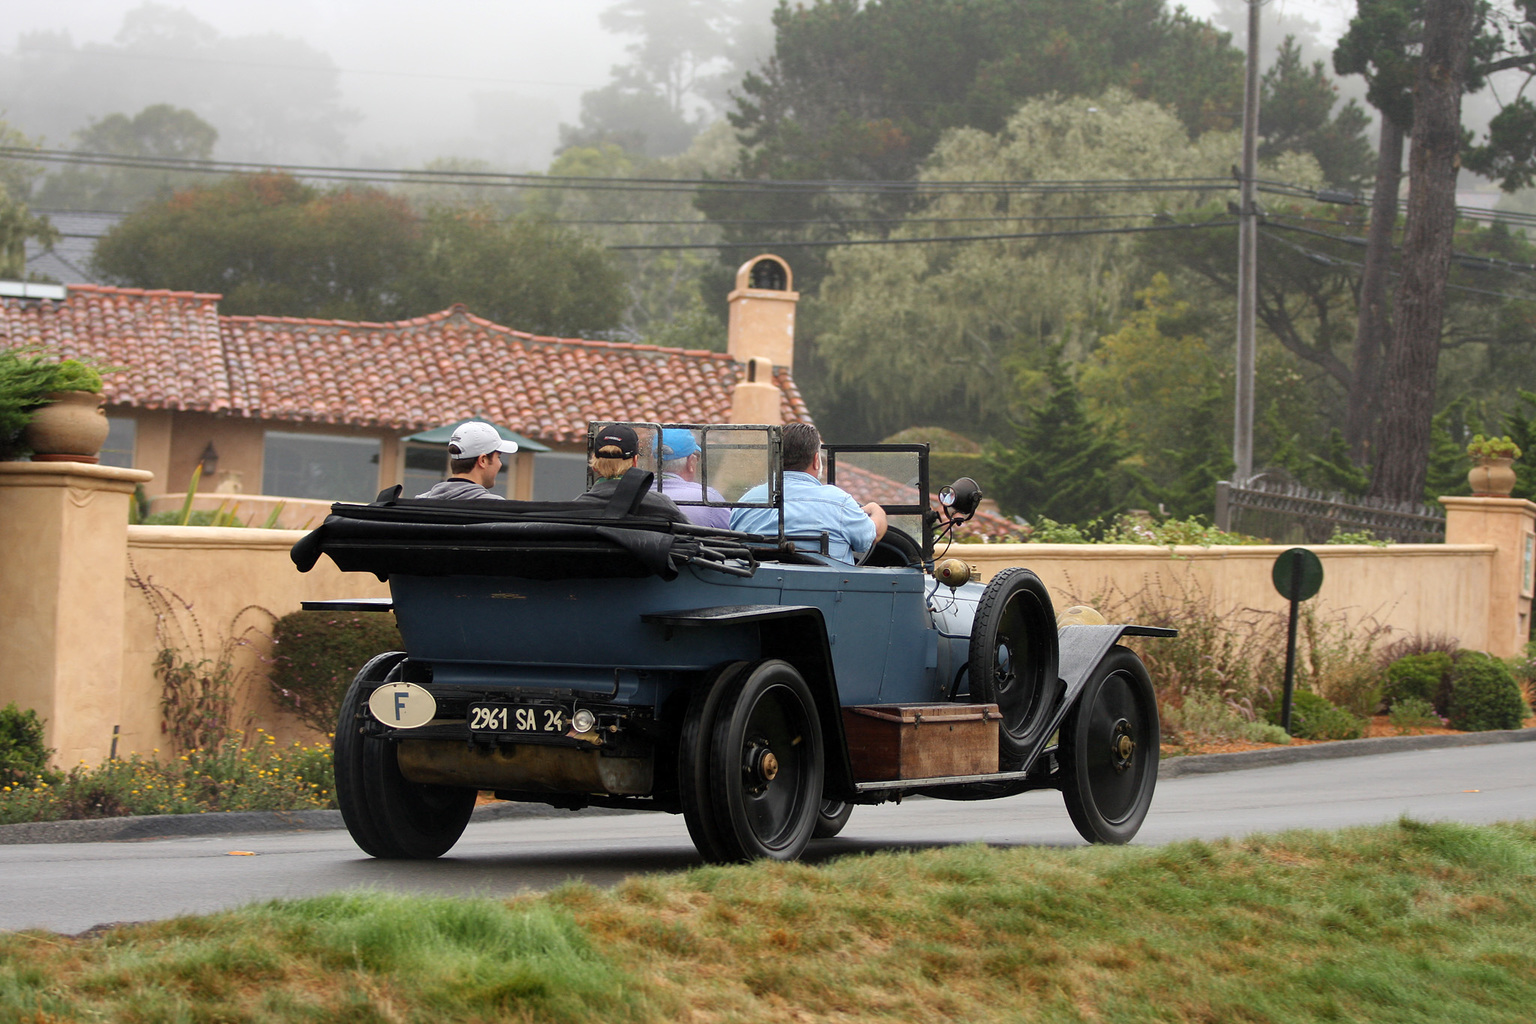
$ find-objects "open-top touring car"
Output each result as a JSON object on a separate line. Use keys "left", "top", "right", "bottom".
{"left": 291, "top": 423, "right": 1174, "bottom": 863}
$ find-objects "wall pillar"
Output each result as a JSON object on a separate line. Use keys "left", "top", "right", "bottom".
{"left": 0, "top": 462, "right": 153, "bottom": 765}
{"left": 1441, "top": 495, "right": 1536, "bottom": 656}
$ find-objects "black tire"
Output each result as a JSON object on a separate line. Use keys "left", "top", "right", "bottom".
{"left": 706, "top": 660, "right": 824, "bottom": 862}
{"left": 812, "top": 797, "right": 854, "bottom": 839}
{"left": 333, "top": 651, "right": 407, "bottom": 858}
{"left": 968, "top": 567, "right": 1061, "bottom": 769}
{"left": 336, "top": 654, "right": 476, "bottom": 859}
{"left": 1059, "top": 645, "right": 1159, "bottom": 845}
{"left": 677, "top": 661, "right": 749, "bottom": 862}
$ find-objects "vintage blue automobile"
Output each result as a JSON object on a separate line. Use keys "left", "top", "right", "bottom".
{"left": 292, "top": 423, "right": 1173, "bottom": 863}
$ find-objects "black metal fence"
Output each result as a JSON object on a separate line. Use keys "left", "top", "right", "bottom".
{"left": 1214, "top": 478, "right": 1445, "bottom": 544}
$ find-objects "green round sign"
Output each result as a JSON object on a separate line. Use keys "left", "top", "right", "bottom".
{"left": 1272, "top": 547, "right": 1324, "bottom": 601}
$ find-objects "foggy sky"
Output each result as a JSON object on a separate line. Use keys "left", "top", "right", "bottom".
{"left": 7, "top": 0, "right": 1507, "bottom": 188}
{"left": 0, "top": 0, "right": 628, "bottom": 168}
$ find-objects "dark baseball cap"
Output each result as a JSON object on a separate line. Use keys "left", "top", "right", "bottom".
{"left": 593, "top": 422, "right": 639, "bottom": 459}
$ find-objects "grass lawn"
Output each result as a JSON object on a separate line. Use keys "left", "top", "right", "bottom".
{"left": 2, "top": 817, "right": 1533, "bottom": 1023}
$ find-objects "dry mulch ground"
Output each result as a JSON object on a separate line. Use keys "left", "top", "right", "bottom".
{"left": 1173, "top": 713, "right": 1536, "bottom": 757}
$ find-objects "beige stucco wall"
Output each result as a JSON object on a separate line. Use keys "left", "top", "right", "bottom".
{"left": 3, "top": 458, "right": 1531, "bottom": 767}
{"left": 956, "top": 542, "right": 1500, "bottom": 653}
{"left": 117, "top": 526, "right": 391, "bottom": 760}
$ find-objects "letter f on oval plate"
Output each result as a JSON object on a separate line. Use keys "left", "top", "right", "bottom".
{"left": 368, "top": 682, "right": 437, "bottom": 729}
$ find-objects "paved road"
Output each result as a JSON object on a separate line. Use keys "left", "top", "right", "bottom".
{"left": 2, "top": 742, "right": 1532, "bottom": 935}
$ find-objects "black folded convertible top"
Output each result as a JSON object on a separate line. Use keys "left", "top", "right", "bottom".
{"left": 292, "top": 469, "right": 769, "bottom": 581}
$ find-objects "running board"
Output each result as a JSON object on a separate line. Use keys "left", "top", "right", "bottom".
{"left": 855, "top": 767, "right": 1040, "bottom": 792}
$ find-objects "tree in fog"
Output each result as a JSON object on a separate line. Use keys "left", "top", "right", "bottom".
{"left": 700, "top": 0, "right": 1246, "bottom": 293}
{"left": 0, "top": 5, "right": 354, "bottom": 165}
{"left": 93, "top": 173, "right": 627, "bottom": 335}
{"left": 34, "top": 104, "right": 218, "bottom": 212}
{"left": 563, "top": 0, "right": 780, "bottom": 157}
{"left": 0, "top": 119, "right": 57, "bottom": 278}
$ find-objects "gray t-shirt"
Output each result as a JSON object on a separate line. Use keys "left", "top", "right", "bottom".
{"left": 415, "top": 478, "right": 504, "bottom": 500}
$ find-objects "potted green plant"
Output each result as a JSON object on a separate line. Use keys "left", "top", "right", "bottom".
{"left": 1466, "top": 434, "right": 1522, "bottom": 497}
{"left": 0, "top": 347, "right": 64, "bottom": 461}
{"left": 21, "top": 358, "right": 111, "bottom": 464}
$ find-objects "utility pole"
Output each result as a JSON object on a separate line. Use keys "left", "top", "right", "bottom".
{"left": 1233, "top": 0, "right": 1261, "bottom": 483}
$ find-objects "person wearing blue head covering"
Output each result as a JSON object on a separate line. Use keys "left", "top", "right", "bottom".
{"left": 655, "top": 428, "right": 730, "bottom": 528}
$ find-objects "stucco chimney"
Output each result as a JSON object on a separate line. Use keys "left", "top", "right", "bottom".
{"left": 726, "top": 254, "right": 798, "bottom": 369}
{"left": 730, "top": 357, "right": 783, "bottom": 425}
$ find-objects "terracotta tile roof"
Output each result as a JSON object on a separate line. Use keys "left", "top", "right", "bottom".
{"left": 0, "top": 287, "right": 812, "bottom": 441}
{"left": 832, "top": 462, "right": 1022, "bottom": 542}
{"left": 0, "top": 285, "right": 228, "bottom": 413}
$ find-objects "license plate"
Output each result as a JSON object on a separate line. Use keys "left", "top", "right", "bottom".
{"left": 467, "top": 703, "right": 565, "bottom": 734}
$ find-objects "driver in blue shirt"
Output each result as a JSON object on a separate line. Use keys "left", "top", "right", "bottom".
{"left": 730, "top": 421, "right": 887, "bottom": 563}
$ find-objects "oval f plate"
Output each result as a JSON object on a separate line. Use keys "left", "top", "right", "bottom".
{"left": 368, "top": 682, "right": 437, "bottom": 729}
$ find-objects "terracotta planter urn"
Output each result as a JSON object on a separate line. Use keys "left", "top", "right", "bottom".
{"left": 1468, "top": 457, "right": 1517, "bottom": 497}
{"left": 24, "top": 390, "right": 109, "bottom": 464}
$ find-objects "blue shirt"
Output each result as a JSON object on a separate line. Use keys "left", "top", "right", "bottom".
{"left": 730, "top": 470, "right": 876, "bottom": 563}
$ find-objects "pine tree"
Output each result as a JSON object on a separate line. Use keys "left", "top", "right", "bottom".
{"left": 984, "top": 348, "right": 1138, "bottom": 526}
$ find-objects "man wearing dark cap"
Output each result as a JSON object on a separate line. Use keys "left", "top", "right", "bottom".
{"left": 415, "top": 421, "right": 517, "bottom": 499}
{"left": 574, "top": 422, "right": 689, "bottom": 523}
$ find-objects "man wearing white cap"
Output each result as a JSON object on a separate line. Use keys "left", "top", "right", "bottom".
{"left": 415, "top": 421, "right": 518, "bottom": 499}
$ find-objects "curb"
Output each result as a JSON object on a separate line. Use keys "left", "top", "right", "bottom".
{"left": 0, "top": 800, "right": 639, "bottom": 847}
{"left": 2, "top": 729, "right": 1530, "bottom": 845}
{"left": 1160, "top": 725, "right": 1536, "bottom": 778}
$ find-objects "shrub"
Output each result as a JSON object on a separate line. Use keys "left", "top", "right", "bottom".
{"left": 1272, "top": 690, "right": 1364, "bottom": 740}
{"left": 1384, "top": 652, "right": 1453, "bottom": 713}
{"left": 0, "top": 704, "right": 58, "bottom": 789}
{"left": 0, "top": 732, "right": 334, "bottom": 824}
{"left": 1446, "top": 652, "right": 1529, "bottom": 732}
{"left": 1389, "top": 697, "right": 1442, "bottom": 735}
{"left": 1164, "top": 690, "right": 1290, "bottom": 747}
{"left": 269, "top": 610, "right": 404, "bottom": 733}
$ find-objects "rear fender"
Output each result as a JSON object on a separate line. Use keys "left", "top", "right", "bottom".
{"left": 641, "top": 605, "right": 857, "bottom": 800}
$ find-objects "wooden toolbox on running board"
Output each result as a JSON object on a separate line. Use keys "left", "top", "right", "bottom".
{"left": 842, "top": 703, "right": 1001, "bottom": 781}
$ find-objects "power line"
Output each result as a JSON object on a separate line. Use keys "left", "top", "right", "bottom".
{"left": 0, "top": 146, "right": 1236, "bottom": 197}
{"left": 609, "top": 218, "right": 1239, "bottom": 250}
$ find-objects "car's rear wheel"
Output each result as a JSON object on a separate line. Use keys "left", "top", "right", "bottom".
{"left": 335, "top": 653, "right": 476, "bottom": 859}
{"left": 334, "top": 651, "right": 406, "bottom": 858}
{"left": 968, "top": 567, "right": 1061, "bottom": 769}
{"left": 1059, "top": 645, "right": 1159, "bottom": 845}
{"left": 705, "top": 659, "right": 824, "bottom": 862}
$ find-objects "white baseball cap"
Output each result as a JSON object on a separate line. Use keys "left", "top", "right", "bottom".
{"left": 447, "top": 421, "right": 518, "bottom": 459}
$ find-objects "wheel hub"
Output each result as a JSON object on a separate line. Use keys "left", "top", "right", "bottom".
{"left": 743, "top": 740, "right": 779, "bottom": 790}
{"left": 1110, "top": 719, "right": 1135, "bottom": 771}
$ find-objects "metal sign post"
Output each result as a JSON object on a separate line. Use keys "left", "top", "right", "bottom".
{"left": 1271, "top": 547, "right": 1323, "bottom": 734}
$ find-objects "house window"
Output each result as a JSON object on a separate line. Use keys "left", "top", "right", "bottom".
{"left": 263, "top": 431, "right": 380, "bottom": 503}
{"left": 402, "top": 442, "right": 450, "bottom": 498}
{"left": 532, "top": 451, "right": 587, "bottom": 500}
{"left": 99, "top": 417, "right": 136, "bottom": 469}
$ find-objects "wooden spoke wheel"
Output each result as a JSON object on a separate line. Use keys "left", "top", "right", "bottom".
{"left": 1059, "top": 645, "right": 1159, "bottom": 845}
{"left": 334, "top": 652, "right": 475, "bottom": 859}
{"left": 967, "top": 567, "right": 1061, "bottom": 769}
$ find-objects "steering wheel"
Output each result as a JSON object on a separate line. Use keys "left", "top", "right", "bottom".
{"left": 857, "top": 526, "right": 922, "bottom": 567}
